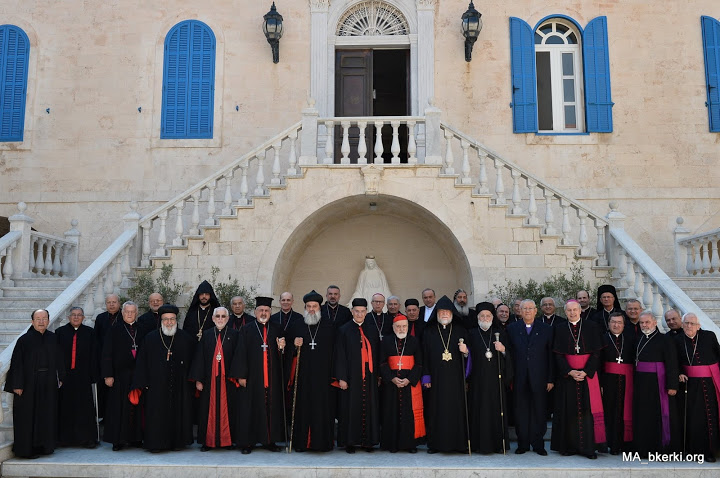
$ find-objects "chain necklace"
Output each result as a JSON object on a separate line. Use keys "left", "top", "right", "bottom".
{"left": 307, "top": 322, "right": 320, "bottom": 350}
{"left": 214, "top": 327, "right": 228, "bottom": 362}
{"left": 372, "top": 312, "right": 386, "bottom": 340}
{"left": 196, "top": 307, "right": 211, "bottom": 341}
{"left": 281, "top": 310, "right": 293, "bottom": 331}
{"left": 567, "top": 319, "right": 583, "bottom": 354}
{"left": 684, "top": 334, "right": 698, "bottom": 366}
{"left": 607, "top": 331, "right": 625, "bottom": 364}
{"left": 326, "top": 304, "right": 338, "bottom": 323}
{"left": 123, "top": 321, "right": 138, "bottom": 351}
{"left": 437, "top": 323, "right": 453, "bottom": 361}
{"left": 160, "top": 330, "right": 176, "bottom": 361}
{"left": 635, "top": 329, "right": 657, "bottom": 365}
{"left": 394, "top": 336, "right": 407, "bottom": 370}
{"left": 478, "top": 328, "right": 493, "bottom": 361}
{"left": 255, "top": 321, "right": 269, "bottom": 352}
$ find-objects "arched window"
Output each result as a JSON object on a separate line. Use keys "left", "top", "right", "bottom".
{"left": 161, "top": 20, "right": 216, "bottom": 139}
{"left": 336, "top": 1, "right": 409, "bottom": 36}
{"left": 0, "top": 25, "right": 30, "bottom": 142}
{"left": 510, "top": 16, "right": 613, "bottom": 134}
{"left": 534, "top": 20, "right": 584, "bottom": 132}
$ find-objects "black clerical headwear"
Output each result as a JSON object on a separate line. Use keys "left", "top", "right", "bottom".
{"left": 596, "top": 284, "right": 621, "bottom": 311}
{"left": 351, "top": 298, "right": 368, "bottom": 308}
{"left": 157, "top": 304, "right": 179, "bottom": 317}
{"left": 404, "top": 298, "right": 419, "bottom": 307}
{"left": 303, "top": 290, "right": 323, "bottom": 305}
{"left": 255, "top": 296, "right": 273, "bottom": 308}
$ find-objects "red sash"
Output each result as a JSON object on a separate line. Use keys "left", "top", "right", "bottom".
{"left": 684, "top": 363, "right": 720, "bottom": 433}
{"left": 603, "top": 361, "right": 634, "bottom": 441}
{"left": 207, "top": 335, "right": 232, "bottom": 447}
{"left": 387, "top": 355, "right": 425, "bottom": 438}
{"left": 566, "top": 354, "right": 606, "bottom": 443}
{"left": 358, "top": 326, "right": 373, "bottom": 379}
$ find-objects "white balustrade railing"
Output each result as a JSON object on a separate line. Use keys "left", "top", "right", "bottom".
{"left": 678, "top": 227, "right": 720, "bottom": 276}
{"left": 439, "top": 122, "right": 610, "bottom": 267}
{"left": 27, "top": 229, "right": 78, "bottom": 278}
{"left": 0, "top": 231, "right": 22, "bottom": 291}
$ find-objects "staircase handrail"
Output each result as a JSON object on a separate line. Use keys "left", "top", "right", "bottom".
{"left": 677, "top": 226, "right": 720, "bottom": 245}
{"left": 0, "top": 231, "right": 22, "bottom": 257}
{"left": 139, "top": 121, "right": 302, "bottom": 227}
{"left": 440, "top": 121, "right": 609, "bottom": 226}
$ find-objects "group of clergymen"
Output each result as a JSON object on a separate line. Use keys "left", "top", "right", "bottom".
{"left": 4, "top": 281, "right": 719, "bottom": 463}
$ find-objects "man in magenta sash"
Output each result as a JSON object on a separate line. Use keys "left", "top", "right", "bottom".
{"left": 633, "top": 310, "right": 678, "bottom": 456}
{"left": 676, "top": 312, "right": 720, "bottom": 463}
{"left": 600, "top": 312, "right": 635, "bottom": 455}
{"left": 550, "top": 300, "right": 606, "bottom": 459}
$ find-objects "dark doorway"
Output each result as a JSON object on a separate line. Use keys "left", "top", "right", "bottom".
{"left": 335, "top": 48, "right": 409, "bottom": 163}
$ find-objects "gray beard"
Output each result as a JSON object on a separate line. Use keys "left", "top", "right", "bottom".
{"left": 478, "top": 321, "right": 492, "bottom": 331}
{"left": 304, "top": 310, "right": 321, "bottom": 325}
{"left": 454, "top": 302, "right": 469, "bottom": 316}
{"left": 396, "top": 332, "right": 407, "bottom": 339}
{"left": 438, "top": 317, "right": 452, "bottom": 326}
{"left": 161, "top": 324, "right": 177, "bottom": 336}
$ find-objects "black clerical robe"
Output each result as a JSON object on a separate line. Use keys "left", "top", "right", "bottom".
{"left": 422, "top": 321, "right": 470, "bottom": 453}
{"left": 5, "top": 327, "right": 65, "bottom": 458}
{"left": 133, "top": 328, "right": 195, "bottom": 451}
{"left": 379, "top": 334, "right": 424, "bottom": 451}
{"left": 286, "top": 318, "right": 336, "bottom": 451}
{"left": 271, "top": 309, "right": 302, "bottom": 333}
{"left": 675, "top": 330, "right": 720, "bottom": 458}
{"left": 589, "top": 307, "right": 623, "bottom": 331}
{"left": 581, "top": 307, "right": 597, "bottom": 321}
{"left": 334, "top": 319, "right": 381, "bottom": 448}
{"left": 231, "top": 321, "right": 286, "bottom": 448}
{"left": 541, "top": 314, "right": 567, "bottom": 328}
{"left": 94, "top": 310, "right": 121, "bottom": 419}
{"left": 407, "top": 319, "right": 425, "bottom": 343}
{"left": 56, "top": 323, "right": 99, "bottom": 447}
{"left": 322, "top": 303, "right": 352, "bottom": 330}
{"left": 467, "top": 326, "right": 513, "bottom": 454}
{"left": 137, "top": 310, "right": 160, "bottom": 330}
{"left": 551, "top": 319, "right": 606, "bottom": 456}
{"left": 229, "top": 312, "right": 255, "bottom": 331}
{"left": 633, "top": 329, "right": 679, "bottom": 456}
{"left": 366, "top": 311, "right": 393, "bottom": 341}
{"left": 100, "top": 320, "right": 151, "bottom": 447}
{"left": 599, "top": 330, "right": 636, "bottom": 453}
{"left": 182, "top": 305, "right": 215, "bottom": 342}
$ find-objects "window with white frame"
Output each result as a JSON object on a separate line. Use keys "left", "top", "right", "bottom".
{"left": 534, "top": 20, "right": 584, "bottom": 132}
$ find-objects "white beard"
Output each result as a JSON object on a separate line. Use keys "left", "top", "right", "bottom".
{"left": 454, "top": 302, "right": 469, "bottom": 317}
{"left": 396, "top": 332, "right": 408, "bottom": 339}
{"left": 438, "top": 317, "right": 452, "bottom": 326}
{"left": 641, "top": 326, "right": 656, "bottom": 336}
{"left": 161, "top": 324, "right": 177, "bottom": 336}
{"left": 304, "top": 310, "right": 321, "bottom": 326}
{"left": 478, "top": 321, "right": 492, "bottom": 331}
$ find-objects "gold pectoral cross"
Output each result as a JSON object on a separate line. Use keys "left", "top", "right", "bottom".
{"left": 442, "top": 349, "right": 452, "bottom": 361}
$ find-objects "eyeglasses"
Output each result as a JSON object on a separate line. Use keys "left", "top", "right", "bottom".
{"left": 683, "top": 322, "right": 700, "bottom": 327}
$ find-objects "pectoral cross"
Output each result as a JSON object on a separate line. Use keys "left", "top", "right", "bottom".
{"left": 132, "top": 344, "right": 138, "bottom": 351}
{"left": 575, "top": 344, "right": 581, "bottom": 354}
{"left": 309, "top": 340, "right": 317, "bottom": 350}
{"left": 616, "top": 356, "right": 623, "bottom": 364}
{"left": 261, "top": 343, "right": 269, "bottom": 351}
{"left": 216, "top": 353, "right": 222, "bottom": 362}
{"left": 166, "top": 350, "right": 172, "bottom": 361}
{"left": 197, "top": 330, "right": 203, "bottom": 341}
{"left": 397, "top": 360, "right": 403, "bottom": 370}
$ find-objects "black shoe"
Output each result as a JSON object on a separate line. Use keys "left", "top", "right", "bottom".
{"left": 84, "top": 442, "right": 98, "bottom": 449}
{"left": 535, "top": 448, "right": 548, "bottom": 456}
{"left": 610, "top": 449, "right": 620, "bottom": 456}
{"left": 706, "top": 455, "right": 716, "bottom": 463}
{"left": 200, "top": 445, "right": 210, "bottom": 452}
{"left": 241, "top": 447, "right": 252, "bottom": 454}
{"left": 560, "top": 451, "right": 574, "bottom": 456}
{"left": 363, "top": 446, "right": 374, "bottom": 453}
{"left": 427, "top": 448, "right": 438, "bottom": 454}
{"left": 408, "top": 447, "right": 417, "bottom": 454}
{"left": 586, "top": 453, "right": 598, "bottom": 459}
{"left": 112, "top": 444, "right": 123, "bottom": 451}
{"left": 346, "top": 446, "right": 355, "bottom": 454}
{"left": 596, "top": 446, "right": 609, "bottom": 454}
{"left": 149, "top": 449, "right": 161, "bottom": 454}
{"left": 264, "top": 443, "right": 281, "bottom": 452}
{"left": 515, "top": 448, "right": 528, "bottom": 455}
{"left": 389, "top": 449, "right": 397, "bottom": 453}
{"left": 294, "top": 447, "right": 305, "bottom": 452}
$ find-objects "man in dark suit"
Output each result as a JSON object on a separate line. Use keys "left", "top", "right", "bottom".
{"left": 506, "top": 299, "right": 555, "bottom": 456}
{"left": 419, "top": 288, "right": 436, "bottom": 323}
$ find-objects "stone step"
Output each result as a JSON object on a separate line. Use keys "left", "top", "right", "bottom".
{"left": 0, "top": 318, "right": 36, "bottom": 331}
{"left": 1, "top": 443, "right": 715, "bottom": 477}
{"left": 0, "top": 296, "right": 61, "bottom": 308}
{"left": 0, "top": 287, "right": 67, "bottom": 298}
{"left": 9, "top": 277, "right": 75, "bottom": 288}
{"left": 0, "top": 308, "right": 38, "bottom": 321}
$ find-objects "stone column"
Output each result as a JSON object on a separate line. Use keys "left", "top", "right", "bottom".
{"left": 310, "top": 0, "right": 330, "bottom": 116}
{"left": 605, "top": 202, "right": 626, "bottom": 279}
{"left": 416, "top": 0, "right": 436, "bottom": 114}
{"left": 63, "top": 219, "right": 81, "bottom": 277}
{"left": 123, "top": 201, "right": 142, "bottom": 268}
{"left": 673, "top": 217, "right": 691, "bottom": 276}
{"left": 299, "top": 99, "right": 319, "bottom": 165}
{"left": 424, "top": 100, "right": 443, "bottom": 165}
{"left": 8, "top": 202, "right": 34, "bottom": 279}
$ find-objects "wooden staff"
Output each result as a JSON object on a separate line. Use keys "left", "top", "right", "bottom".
{"left": 289, "top": 344, "right": 302, "bottom": 453}
{"left": 459, "top": 338, "right": 471, "bottom": 456}
{"left": 494, "top": 332, "right": 507, "bottom": 455}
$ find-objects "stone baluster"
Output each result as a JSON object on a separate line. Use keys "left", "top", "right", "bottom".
{"left": 1, "top": 243, "right": 15, "bottom": 286}
{"left": 120, "top": 244, "right": 132, "bottom": 289}
{"left": 287, "top": 130, "right": 298, "bottom": 175}
{"left": 711, "top": 239, "right": 720, "bottom": 275}
{"left": 693, "top": 241, "right": 703, "bottom": 274}
{"left": 701, "top": 240, "right": 712, "bottom": 274}
{"left": 271, "top": 142, "right": 283, "bottom": 184}
{"left": 560, "top": 199, "right": 572, "bottom": 245}
{"left": 542, "top": 189, "right": 556, "bottom": 235}
{"left": 390, "top": 121, "right": 401, "bottom": 164}
{"left": 340, "top": 121, "right": 351, "bottom": 164}
{"left": 93, "top": 274, "right": 106, "bottom": 316}
{"left": 357, "top": 121, "right": 368, "bottom": 165}
{"left": 474, "top": 150, "right": 489, "bottom": 195}
{"left": 205, "top": 181, "right": 217, "bottom": 226}
{"left": 43, "top": 239, "right": 54, "bottom": 276}
{"left": 35, "top": 238, "right": 46, "bottom": 275}
{"left": 104, "top": 260, "right": 115, "bottom": 296}
{"left": 642, "top": 272, "right": 653, "bottom": 309}
{"left": 83, "top": 284, "right": 96, "bottom": 322}
{"left": 634, "top": 260, "right": 644, "bottom": 300}
{"left": 254, "top": 154, "right": 266, "bottom": 196}
{"left": 510, "top": 170, "right": 522, "bottom": 215}
{"left": 155, "top": 211, "right": 168, "bottom": 256}
{"left": 222, "top": 172, "right": 233, "bottom": 215}
{"left": 28, "top": 236, "right": 38, "bottom": 276}
{"left": 324, "top": 121, "right": 334, "bottom": 164}
{"left": 140, "top": 224, "right": 151, "bottom": 267}
{"left": 112, "top": 255, "right": 123, "bottom": 293}
{"left": 652, "top": 284, "right": 664, "bottom": 322}
{"left": 616, "top": 248, "right": 628, "bottom": 287}
{"left": 173, "top": 201, "right": 185, "bottom": 246}
{"left": 443, "top": 129, "right": 455, "bottom": 174}
{"left": 374, "top": 121, "right": 384, "bottom": 163}
{"left": 52, "top": 243, "right": 63, "bottom": 275}
{"left": 526, "top": 180, "right": 539, "bottom": 225}
{"left": 61, "top": 244, "right": 72, "bottom": 276}
{"left": 189, "top": 192, "right": 201, "bottom": 235}
{"left": 238, "top": 167, "right": 249, "bottom": 206}
{"left": 685, "top": 244, "right": 694, "bottom": 276}
{"left": 407, "top": 120, "right": 417, "bottom": 164}
{"left": 460, "top": 140, "right": 471, "bottom": 184}
{"left": 595, "top": 220, "right": 608, "bottom": 266}
{"left": 625, "top": 256, "right": 636, "bottom": 298}
{"left": 492, "top": 159, "right": 506, "bottom": 205}
{"left": 577, "top": 211, "right": 589, "bottom": 256}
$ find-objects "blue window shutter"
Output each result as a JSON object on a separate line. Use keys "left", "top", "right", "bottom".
{"left": 583, "top": 16, "right": 614, "bottom": 133}
{"left": 702, "top": 16, "right": 720, "bottom": 132}
{"left": 509, "top": 17, "right": 537, "bottom": 133}
{"left": 0, "top": 25, "right": 30, "bottom": 142}
{"left": 161, "top": 21, "right": 215, "bottom": 139}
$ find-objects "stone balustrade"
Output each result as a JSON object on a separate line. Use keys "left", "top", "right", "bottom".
{"left": 676, "top": 224, "right": 720, "bottom": 276}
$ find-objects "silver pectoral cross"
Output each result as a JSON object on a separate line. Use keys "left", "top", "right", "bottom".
{"left": 216, "top": 353, "right": 222, "bottom": 362}
{"left": 132, "top": 344, "right": 138, "bottom": 351}
{"left": 575, "top": 344, "right": 580, "bottom": 353}
{"left": 261, "top": 343, "right": 269, "bottom": 351}
{"left": 397, "top": 360, "right": 403, "bottom": 370}
{"left": 309, "top": 340, "right": 317, "bottom": 350}
{"left": 616, "top": 356, "right": 623, "bottom": 364}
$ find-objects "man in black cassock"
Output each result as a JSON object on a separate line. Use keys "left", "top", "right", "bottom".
{"left": 183, "top": 280, "right": 220, "bottom": 342}
{"left": 577, "top": 290, "right": 596, "bottom": 321}
{"left": 623, "top": 299, "right": 643, "bottom": 340}
{"left": 380, "top": 314, "right": 424, "bottom": 453}
{"left": 677, "top": 312, "right": 720, "bottom": 463}
{"left": 467, "top": 302, "right": 512, "bottom": 454}
{"left": 189, "top": 306, "right": 239, "bottom": 451}
{"left": 422, "top": 295, "right": 470, "bottom": 454}
{"left": 137, "top": 292, "right": 163, "bottom": 330}
{"left": 335, "top": 298, "right": 381, "bottom": 453}
{"left": 664, "top": 308, "right": 683, "bottom": 337}
{"left": 633, "top": 310, "right": 679, "bottom": 457}
{"left": 287, "top": 290, "right": 336, "bottom": 452}
{"left": 589, "top": 284, "right": 623, "bottom": 331}
{"left": 56, "top": 307, "right": 98, "bottom": 448}
{"left": 101, "top": 301, "right": 151, "bottom": 451}
{"left": 551, "top": 300, "right": 606, "bottom": 459}
{"left": 599, "top": 312, "right": 635, "bottom": 455}
{"left": 5, "top": 309, "right": 65, "bottom": 459}
{"left": 323, "top": 285, "right": 352, "bottom": 330}
{"left": 229, "top": 296, "right": 255, "bottom": 331}
{"left": 132, "top": 304, "right": 194, "bottom": 452}
{"left": 367, "top": 293, "right": 393, "bottom": 340}
{"left": 232, "top": 296, "right": 287, "bottom": 454}
{"left": 404, "top": 299, "right": 425, "bottom": 342}
{"left": 94, "top": 293, "right": 121, "bottom": 420}
{"left": 271, "top": 292, "right": 303, "bottom": 334}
